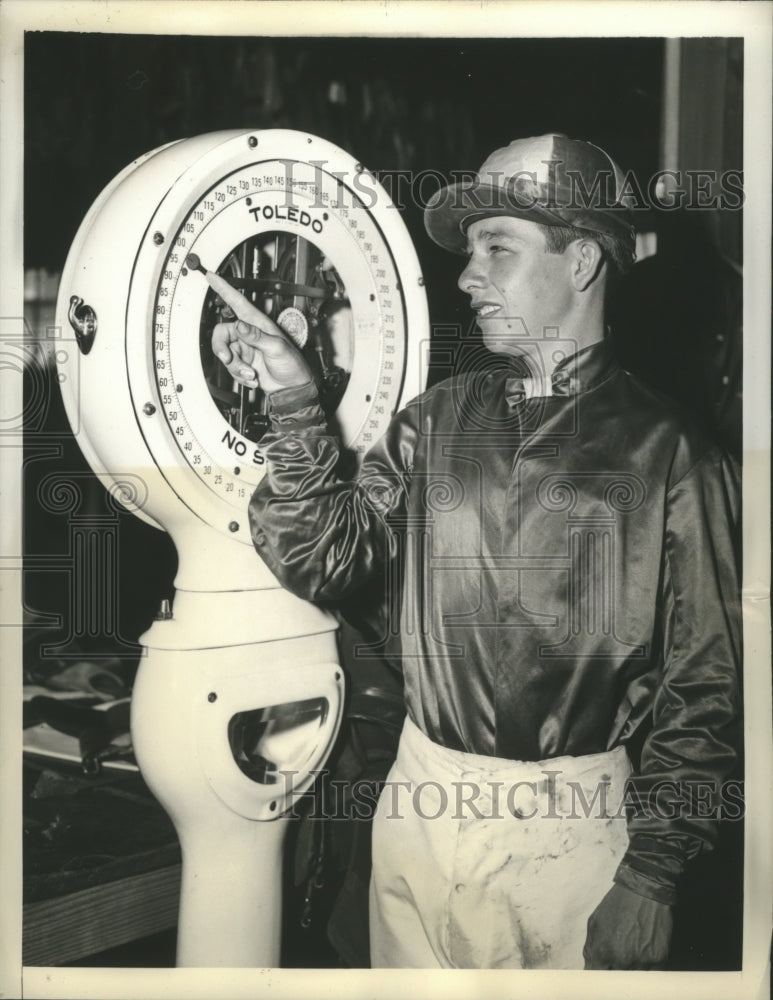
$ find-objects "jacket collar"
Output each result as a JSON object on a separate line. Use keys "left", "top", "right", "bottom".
{"left": 503, "top": 337, "right": 616, "bottom": 405}
{"left": 550, "top": 337, "right": 617, "bottom": 395}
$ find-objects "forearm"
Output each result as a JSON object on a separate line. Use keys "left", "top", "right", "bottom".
{"left": 616, "top": 449, "right": 742, "bottom": 903}
{"left": 249, "top": 381, "right": 411, "bottom": 603}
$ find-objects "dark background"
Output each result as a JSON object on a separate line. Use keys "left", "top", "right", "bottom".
{"left": 22, "top": 32, "right": 743, "bottom": 971}
{"left": 25, "top": 33, "right": 664, "bottom": 327}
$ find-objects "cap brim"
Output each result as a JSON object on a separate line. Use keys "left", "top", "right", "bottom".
{"left": 424, "top": 182, "right": 555, "bottom": 255}
{"left": 424, "top": 180, "right": 636, "bottom": 255}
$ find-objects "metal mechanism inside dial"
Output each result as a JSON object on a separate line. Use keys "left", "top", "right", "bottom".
{"left": 197, "top": 231, "right": 353, "bottom": 444}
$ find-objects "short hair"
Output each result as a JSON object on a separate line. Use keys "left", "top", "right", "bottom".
{"left": 537, "top": 223, "right": 635, "bottom": 275}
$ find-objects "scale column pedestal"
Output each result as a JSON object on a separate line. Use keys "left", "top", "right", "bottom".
{"left": 131, "top": 591, "right": 343, "bottom": 968}
{"left": 174, "top": 810, "right": 289, "bottom": 968}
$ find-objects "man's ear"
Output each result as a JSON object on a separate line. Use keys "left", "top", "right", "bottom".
{"left": 571, "top": 237, "right": 605, "bottom": 291}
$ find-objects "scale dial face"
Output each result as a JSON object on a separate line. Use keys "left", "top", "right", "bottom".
{"left": 125, "top": 133, "right": 426, "bottom": 541}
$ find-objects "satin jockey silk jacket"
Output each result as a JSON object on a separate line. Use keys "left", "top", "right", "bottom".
{"left": 249, "top": 337, "right": 742, "bottom": 906}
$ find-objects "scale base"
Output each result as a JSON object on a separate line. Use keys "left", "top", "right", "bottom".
{"left": 131, "top": 599, "right": 343, "bottom": 967}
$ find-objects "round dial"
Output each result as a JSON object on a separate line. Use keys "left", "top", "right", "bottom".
{"left": 122, "top": 132, "right": 426, "bottom": 542}
{"left": 151, "top": 158, "right": 404, "bottom": 509}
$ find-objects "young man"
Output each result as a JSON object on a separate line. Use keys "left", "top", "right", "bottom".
{"left": 212, "top": 134, "right": 741, "bottom": 970}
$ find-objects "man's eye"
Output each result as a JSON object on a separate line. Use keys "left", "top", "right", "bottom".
{"left": 489, "top": 244, "right": 508, "bottom": 255}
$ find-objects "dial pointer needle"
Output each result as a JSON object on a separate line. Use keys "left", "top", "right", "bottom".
{"left": 185, "top": 253, "right": 267, "bottom": 329}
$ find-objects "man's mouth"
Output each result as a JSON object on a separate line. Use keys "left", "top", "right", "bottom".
{"left": 473, "top": 303, "right": 501, "bottom": 318}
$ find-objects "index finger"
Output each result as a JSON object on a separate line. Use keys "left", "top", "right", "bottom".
{"left": 205, "top": 270, "right": 279, "bottom": 336}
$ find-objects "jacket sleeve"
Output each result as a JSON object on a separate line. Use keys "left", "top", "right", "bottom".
{"left": 614, "top": 447, "right": 742, "bottom": 904}
{"left": 248, "top": 380, "right": 419, "bottom": 604}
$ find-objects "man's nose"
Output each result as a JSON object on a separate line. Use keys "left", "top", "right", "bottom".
{"left": 458, "top": 255, "right": 486, "bottom": 295}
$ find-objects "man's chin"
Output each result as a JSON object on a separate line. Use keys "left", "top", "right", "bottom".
{"left": 480, "top": 326, "right": 525, "bottom": 356}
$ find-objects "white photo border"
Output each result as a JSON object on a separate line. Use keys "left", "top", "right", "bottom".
{"left": 1, "top": 3, "right": 770, "bottom": 999}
